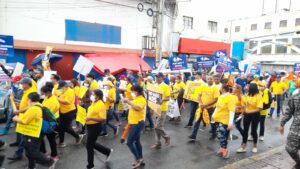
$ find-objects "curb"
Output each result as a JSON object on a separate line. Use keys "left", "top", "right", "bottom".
{"left": 219, "top": 145, "right": 285, "bottom": 169}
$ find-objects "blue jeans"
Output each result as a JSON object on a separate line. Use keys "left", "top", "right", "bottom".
{"left": 102, "top": 109, "right": 116, "bottom": 134}
{"left": 191, "top": 108, "right": 215, "bottom": 138}
{"left": 16, "top": 133, "right": 24, "bottom": 156}
{"left": 269, "top": 95, "right": 282, "bottom": 116}
{"left": 146, "top": 107, "right": 154, "bottom": 128}
{"left": 2, "top": 110, "right": 13, "bottom": 132}
{"left": 127, "top": 121, "right": 144, "bottom": 160}
{"left": 187, "top": 101, "right": 199, "bottom": 126}
{"left": 234, "top": 113, "right": 244, "bottom": 136}
{"left": 216, "top": 123, "right": 229, "bottom": 148}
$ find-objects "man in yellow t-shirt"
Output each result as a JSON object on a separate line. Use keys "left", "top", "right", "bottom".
{"left": 86, "top": 73, "right": 98, "bottom": 90}
{"left": 13, "top": 92, "right": 55, "bottom": 168}
{"left": 101, "top": 80, "right": 119, "bottom": 136}
{"left": 57, "top": 80, "right": 82, "bottom": 147}
{"left": 151, "top": 73, "right": 171, "bottom": 149}
{"left": 213, "top": 74, "right": 222, "bottom": 90}
{"left": 270, "top": 76, "right": 287, "bottom": 117}
{"left": 189, "top": 75, "right": 220, "bottom": 140}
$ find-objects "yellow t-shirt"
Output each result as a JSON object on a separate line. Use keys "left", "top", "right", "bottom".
{"left": 19, "top": 87, "right": 37, "bottom": 110}
{"left": 86, "top": 100, "right": 106, "bottom": 125}
{"left": 59, "top": 88, "right": 76, "bottom": 114}
{"left": 271, "top": 81, "right": 286, "bottom": 95}
{"left": 128, "top": 96, "right": 146, "bottom": 124}
{"left": 198, "top": 84, "right": 220, "bottom": 109}
{"left": 31, "top": 79, "right": 37, "bottom": 91}
{"left": 158, "top": 83, "right": 171, "bottom": 112}
{"left": 125, "top": 83, "right": 133, "bottom": 100}
{"left": 245, "top": 94, "right": 263, "bottom": 113}
{"left": 233, "top": 95, "right": 246, "bottom": 113}
{"left": 173, "top": 81, "right": 186, "bottom": 99}
{"left": 251, "top": 80, "right": 260, "bottom": 85}
{"left": 214, "top": 83, "right": 222, "bottom": 91}
{"left": 73, "top": 86, "right": 80, "bottom": 96}
{"left": 90, "top": 80, "right": 98, "bottom": 90}
{"left": 213, "top": 94, "right": 237, "bottom": 125}
{"left": 105, "top": 88, "right": 116, "bottom": 110}
{"left": 19, "top": 104, "right": 42, "bottom": 125}
{"left": 53, "top": 84, "right": 62, "bottom": 97}
{"left": 42, "top": 95, "right": 60, "bottom": 118}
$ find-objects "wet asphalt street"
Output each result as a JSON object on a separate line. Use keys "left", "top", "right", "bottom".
{"left": 0, "top": 103, "right": 290, "bottom": 169}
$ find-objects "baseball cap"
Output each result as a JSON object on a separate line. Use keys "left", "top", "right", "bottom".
{"left": 57, "top": 80, "right": 67, "bottom": 89}
{"left": 155, "top": 72, "right": 164, "bottom": 78}
{"left": 20, "top": 77, "right": 32, "bottom": 85}
{"left": 119, "top": 75, "right": 126, "bottom": 80}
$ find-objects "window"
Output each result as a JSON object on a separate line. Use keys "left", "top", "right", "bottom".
{"left": 261, "top": 39, "right": 272, "bottom": 54}
{"left": 249, "top": 41, "right": 258, "bottom": 54}
{"left": 208, "top": 21, "right": 218, "bottom": 33}
{"left": 291, "top": 38, "right": 300, "bottom": 54}
{"left": 279, "top": 20, "right": 287, "bottom": 28}
{"left": 296, "top": 18, "right": 300, "bottom": 26}
{"left": 264, "top": 22, "right": 272, "bottom": 30}
{"left": 235, "top": 26, "right": 240, "bottom": 32}
{"left": 224, "top": 28, "right": 228, "bottom": 33}
{"left": 250, "top": 24, "right": 257, "bottom": 31}
{"left": 275, "top": 39, "right": 288, "bottom": 54}
{"left": 183, "top": 16, "right": 193, "bottom": 29}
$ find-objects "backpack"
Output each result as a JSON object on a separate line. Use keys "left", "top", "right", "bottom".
{"left": 263, "top": 90, "right": 272, "bottom": 110}
{"left": 35, "top": 105, "right": 58, "bottom": 134}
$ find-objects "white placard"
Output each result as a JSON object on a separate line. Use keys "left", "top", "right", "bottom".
{"left": 73, "top": 56, "right": 94, "bottom": 75}
{"left": 119, "top": 80, "right": 127, "bottom": 90}
{"left": 11, "top": 62, "right": 24, "bottom": 77}
{"left": 44, "top": 71, "right": 57, "bottom": 82}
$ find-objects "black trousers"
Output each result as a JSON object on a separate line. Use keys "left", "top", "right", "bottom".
{"left": 242, "top": 112, "right": 260, "bottom": 144}
{"left": 259, "top": 115, "right": 266, "bottom": 137}
{"left": 59, "top": 109, "right": 79, "bottom": 143}
{"left": 86, "top": 123, "right": 111, "bottom": 169}
{"left": 40, "top": 132, "right": 57, "bottom": 157}
{"left": 24, "top": 135, "right": 53, "bottom": 169}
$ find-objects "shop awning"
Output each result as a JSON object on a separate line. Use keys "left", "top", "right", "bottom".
{"left": 85, "top": 52, "right": 151, "bottom": 75}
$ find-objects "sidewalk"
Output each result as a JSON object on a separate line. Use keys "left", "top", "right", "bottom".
{"left": 220, "top": 145, "right": 295, "bottom": 169}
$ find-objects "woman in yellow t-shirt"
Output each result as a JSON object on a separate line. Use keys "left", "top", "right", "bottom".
{"left": 232, "top": 84, "right": 245, "bottom": 136}
{"left": 237, "top": 83, "right": 263, "bottom": 154}
{"left": 40, "top": 84, "right": 59, "bottom": 160}
{"left": 212, "top": 85, "right": 236, "bottom": 159}
{"left": 85, "top": 89, "right": 113, "bottom": 169}
{"left": 122, "top": 85, "right": 146, "bottom": 168}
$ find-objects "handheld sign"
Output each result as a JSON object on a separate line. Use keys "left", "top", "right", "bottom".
{"left": 73, "top": 56, "right": 94, "bottom": 76}
{"left": 183, "top": 81, "right": 201, "bottom": 102}
{"left": 11, "top": 62, "right": 24, "bottom": 77}
{"left": 146, "top": 84, "right": 163, "bottom": 116}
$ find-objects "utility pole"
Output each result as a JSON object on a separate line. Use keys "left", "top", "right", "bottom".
{"left": 155, "top": 0, "right": 165, "bottom": 65}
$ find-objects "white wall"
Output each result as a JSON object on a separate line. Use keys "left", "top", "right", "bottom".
{"left": 0, "top": 0, "right": 153, "bottom": 50}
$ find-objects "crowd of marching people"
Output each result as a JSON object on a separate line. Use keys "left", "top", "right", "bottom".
{"left": 1, "top": 61, "right": 300, "bottom": 169}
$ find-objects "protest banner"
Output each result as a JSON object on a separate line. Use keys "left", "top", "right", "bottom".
{"left": 294, "top": 63, "right": 300, "bottom": 73}
{"left": 183, "top": 81, "right": 201, "bottom": 102}
{"left": 76, "top": 105, "right": 86, "bottom": 125}
{"left": 0, "top": 35, "right": 14, "bottom": 57}
{"left": 11, "top": 62, "right": 24, "bottom": 77}
{"left": 44, "top": 71, "right": 57, "bottom": 82}
{"left": 196, "top": 55, "right": 215, "bottom": 69}
{"left": 73, "top": 55, "right": 94, "bottom": 75}
{"left": 216, "top": 55, "right": 233, "bottom": 72}
{"left": 146, "top": 84, "right": 163, "bottom": 116}
{"left": 16, "top": 118, "right": 42, "bottom": 138}
{"left": 169, "top": 54, "right": 188, "bottom": 71}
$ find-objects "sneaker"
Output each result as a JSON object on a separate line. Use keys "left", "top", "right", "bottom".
{"left": 188, "top": 135, "right": 196, "bottom": 141}
{"left": 7, "top": 154, "right": 22, "bottom": 161}
{"left": 76, "top": 135, "right": 84, "bottom": 145}
{"left": 106, "top": 149, "right": 113, "bottom": 162}
{"left": 259, "top": 136, "right": 264, "bottom": 141}
{"left": 48, "top": 159, "right": 57, "bottom": 169}
{"left": 50, "top": 156, "right": 59, "bottom": 162}
{"left": 184, "top": 125, "right": 192, "bottom": 128}
{"left": 150, "top": 144, "right": 161, "bottom": 149}
{"left": 9, "top": 142, "right": 19, "bottom": 147}
{"left": 236, "top": 147, "right": 247, "bottom": 153}
{"left": 165, "top": 136, "right": 170, "bottom": 146}
{"left": 252, "top": 147, "right": 258, "bottom": 153}
{"left": 248, "top": 136, "right": 253, "bottom": 141}
{"left": 100, "top": 133, "right": 108, "bottom": 137}
{"left": 222, "top": 148, "right": 230, "bottom": 159}
{"left": 216, "top": 148, "right": 223, "bottom": 156}
{"left": 57, "top": 143, "right": 66, "bottom": 148}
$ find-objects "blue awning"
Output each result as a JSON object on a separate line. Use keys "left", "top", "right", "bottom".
{"left": 31, "top": 53, "right": 63, "bottom": 65}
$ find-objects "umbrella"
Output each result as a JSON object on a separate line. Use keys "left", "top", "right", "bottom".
{"left": 31, "top": 53, "right": 63, "bottom": 65}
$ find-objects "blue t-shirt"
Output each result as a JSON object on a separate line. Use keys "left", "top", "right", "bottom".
{"left": 235, "top": 78, "right": 247, "bottom": 90}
